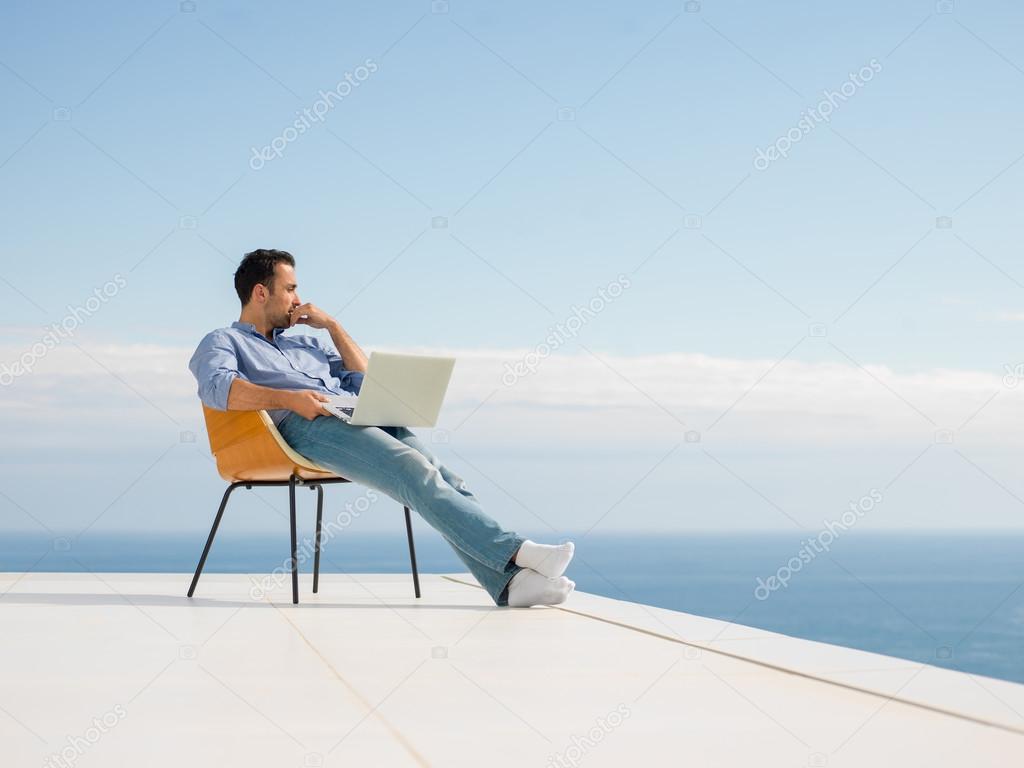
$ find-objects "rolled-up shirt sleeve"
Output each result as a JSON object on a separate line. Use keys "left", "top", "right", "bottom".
{"left": 188, "top": 331, "right": 242, "bottom": 411}
{"left": 338, "top": 369, "right": 364, "bottom": 395}
{"left": 311, "top": 336, "right": 364, "bottom": 395}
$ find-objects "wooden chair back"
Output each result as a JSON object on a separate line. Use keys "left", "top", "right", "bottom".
{"left": 201, "top": 406, "right": 337, "bottom": 482}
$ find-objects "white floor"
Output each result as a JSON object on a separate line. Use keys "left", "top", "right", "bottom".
{"left": 1, "top": 571, "right": 1021, "bottom": 767}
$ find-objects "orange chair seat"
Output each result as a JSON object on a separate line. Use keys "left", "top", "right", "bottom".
{"left": 202, "top": 405, "right": 340, "bottom": 483}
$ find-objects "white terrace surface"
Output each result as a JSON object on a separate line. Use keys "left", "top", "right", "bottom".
{"left": 1, "top": 572, "right": 1022, "bottom": 767}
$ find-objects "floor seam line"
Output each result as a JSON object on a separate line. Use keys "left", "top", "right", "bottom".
{"left": 441, "top": 574, "right": 1024, "bottom": 737}
{"left": 267, "top": 594, "right": 432, "bottom": 767}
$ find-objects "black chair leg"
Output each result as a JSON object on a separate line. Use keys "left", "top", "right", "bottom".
{"left": 404, "top": 505, "right": 421, "bottom": 598}
{"left": 189, "top": 478, "right": 414, "bottom": 604}
{"left": 188, "top": 483, "right": 239, "bottom": 597}
{"left": 313, "top": 484, "right": 323, "bottom": 594}
{"left": 289, "top": 475, "right": 299, "bottom": 605}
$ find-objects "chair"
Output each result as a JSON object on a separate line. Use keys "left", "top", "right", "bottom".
{"left": 187, "top": 405, "right": 421, "bottom": 604}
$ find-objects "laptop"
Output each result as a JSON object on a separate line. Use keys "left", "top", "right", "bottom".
{"left": 320, "top": 351, "right": 456, "bottom": 427}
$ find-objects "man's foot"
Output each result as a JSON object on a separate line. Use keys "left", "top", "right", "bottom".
{"left": 513, "top": 540, "right": 575, "bottom": 578}
{"left": 507, "top": 569, "right": 575, "bottom": 607}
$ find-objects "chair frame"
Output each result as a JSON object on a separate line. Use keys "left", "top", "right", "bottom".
{"left": 188, "top": 407, "right": 421, "bottom": 604}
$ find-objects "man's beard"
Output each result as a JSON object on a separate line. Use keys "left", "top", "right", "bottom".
{"left": 272, "top": 308, "right": 292, "bottom": 330}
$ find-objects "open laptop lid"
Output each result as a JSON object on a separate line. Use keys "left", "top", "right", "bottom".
{"left": 349, "top": 351, "right": 455, "bottom": 427}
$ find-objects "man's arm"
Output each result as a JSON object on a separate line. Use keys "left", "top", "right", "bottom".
{"left": 325, "top": 319, "right": 368, "bottom": 373}
{"left": 188, "top": 330, "right": 329, "bottom": 421}
{"left": 226, "top": 378, "right": 329, "bottom": 421}
{"left": 289, "top": 303, "right": 367, "bottom": 373}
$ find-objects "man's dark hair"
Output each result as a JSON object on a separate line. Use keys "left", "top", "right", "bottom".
{"left": 234, "top": 249, "right": 295, "bottom": 305}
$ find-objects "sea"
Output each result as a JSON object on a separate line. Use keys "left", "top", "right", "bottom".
{"left": 3, "top": 531, "right": 1022, "bottom": 685}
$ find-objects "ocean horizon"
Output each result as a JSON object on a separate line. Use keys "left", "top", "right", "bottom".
{"left": 4, "top": 529, "right": 1021, "bottom": 686}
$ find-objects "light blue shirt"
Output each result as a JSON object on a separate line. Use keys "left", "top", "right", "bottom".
{"left": 188, "top": 321, "right": 364, "bottom": 426}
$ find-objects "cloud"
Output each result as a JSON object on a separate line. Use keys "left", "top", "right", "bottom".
{"left": 1, "top": 330, "right": 1020, "bottom": 450}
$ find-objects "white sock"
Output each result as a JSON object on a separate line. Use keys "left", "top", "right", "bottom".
{"left": 513, "top": 540, "right": 575, "bottom": 578}
{"left": 507, "top": 569, "right": 575, "bottom": 608}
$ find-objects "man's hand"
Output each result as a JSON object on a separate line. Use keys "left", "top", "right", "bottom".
{"left": 283, "top": 389, "right": 330, "bottom": 420}
{"left": 287, "top": 301, "right": 369, "bottom": 374}
{"left": 288, "top": 303, "right": 336, "bottom": 330}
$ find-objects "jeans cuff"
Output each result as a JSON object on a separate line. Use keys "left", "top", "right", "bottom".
{"left": 496, "top": 564, "right": 523, "bottom": 606}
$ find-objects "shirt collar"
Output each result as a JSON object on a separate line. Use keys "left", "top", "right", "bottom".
{"left": 231, "top": 321, "right": 287, "bottom": 339}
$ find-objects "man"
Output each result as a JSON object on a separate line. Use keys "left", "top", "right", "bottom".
{"left": 188, "top": 249, "right": 576, "bottom": 607}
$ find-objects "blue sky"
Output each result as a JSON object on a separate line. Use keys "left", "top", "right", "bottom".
{"left": 2, "top": 1, "right": 1024, "bottom": 538}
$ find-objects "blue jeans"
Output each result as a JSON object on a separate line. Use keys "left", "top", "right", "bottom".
{"left": 277, "top": 413, "right": 525, "bottom": 606}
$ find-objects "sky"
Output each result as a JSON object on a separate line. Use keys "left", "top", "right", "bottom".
{"left": 2, "top": 0, "right": 1024, "bottom": 539}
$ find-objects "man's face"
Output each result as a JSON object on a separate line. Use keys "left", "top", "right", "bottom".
{"left": 262, "top": 262, "right": 301, "bottom": 330}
